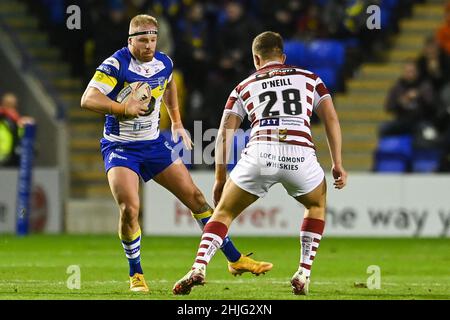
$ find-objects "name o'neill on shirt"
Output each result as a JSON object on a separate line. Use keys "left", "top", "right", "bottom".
{"left": 261, "top": 78, "right": 293, "bottom": 89}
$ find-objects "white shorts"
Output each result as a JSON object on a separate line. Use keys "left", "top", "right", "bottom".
{"left": 229, "top": 143, "right": 325, "bottom": 198}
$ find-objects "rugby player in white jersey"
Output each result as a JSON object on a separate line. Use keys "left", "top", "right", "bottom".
{"left": 80, "top": 15, "right": 272, "bottom": 292}
{"left": 173, "top": 31, "right": 347, "bottom": 295}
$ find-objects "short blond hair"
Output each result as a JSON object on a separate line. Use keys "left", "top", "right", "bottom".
{"left": 129, "top": 14, "right": 158, "bottom": 33}
{"left": 252, "top": 31, "right": 284, "bottom": 60}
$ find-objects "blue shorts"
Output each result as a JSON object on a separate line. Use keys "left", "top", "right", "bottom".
{"left": 100, "top": 135, "right": 177, "bottom": 182}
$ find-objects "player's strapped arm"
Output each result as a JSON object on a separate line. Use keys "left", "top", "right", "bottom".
{"left": 163, "top": 79, "right": 193, "bottom": 150}
{"left": 315, "top": 98, "right": 347, "bottom": 189}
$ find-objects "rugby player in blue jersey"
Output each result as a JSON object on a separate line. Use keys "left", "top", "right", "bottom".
{"left": 81, "top": 14, "right": 272, "bottom": 292}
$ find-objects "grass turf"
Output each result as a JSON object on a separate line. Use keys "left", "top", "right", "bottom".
{"left": 0, "top": 235, "right": 449, "bottom": 300}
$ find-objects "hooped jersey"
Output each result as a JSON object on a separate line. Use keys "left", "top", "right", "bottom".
{"left": 88, "top": 47, "right": 173, "bottom": 142}
{"left": 224, "top": 62, "right": 331, "bottom": 149}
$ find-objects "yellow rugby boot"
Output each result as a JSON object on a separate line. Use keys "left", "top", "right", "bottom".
{"left": 129, "top": 273, "right": 149, "bottom": 292}
{"left": 228, "top": 253, "right": 273, "bottom": 276}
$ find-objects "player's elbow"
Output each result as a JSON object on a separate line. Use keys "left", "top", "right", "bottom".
{"left": 80, "top": 89, "right": 94, "bottom": 110}
{"left": 80, "top": 91, "right": 89, "bottom": 109}
{"left": 317, "top": 101, "right": 339, "bottom": 124}
{"left": 325, "top": 110, "right": 339, "bottom": 124}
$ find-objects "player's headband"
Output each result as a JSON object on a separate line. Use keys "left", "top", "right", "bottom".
{"left": 128, "top": 30, "right": 158, "bottom": 37}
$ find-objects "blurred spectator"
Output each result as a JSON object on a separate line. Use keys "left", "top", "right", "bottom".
{"left": 436, "top": 83, "right": 450, "bottom": 169}
{"left": 415, "top": 34, "right": 450, "bottom": 158}
{"left": 124, "top": 0, "right": 174, "bottom": 55}
{"left": 186, "top": 0, "right": 262, "bottom": 130}
{"left": 416, "top": 36, "right": 450, "bottom": 92}
{"left": 259, "top": 0, "right": 302, "bottom": 39}
{"left": 125, "top": 0, "right": 151, "bottom": 16}
{"left": 152, "top": 12, "right": 174, "bottom": 56}
{"left": 436, "top": 2, "right": 450, "bottom": 56}
{"left": 342, "top": 0, "right": 369, "bottom": 35}
{"left": 295, "top": 3, "right": 328, "bottom": 40}
{"left": 0, "top": 93, "right": 20, "bottom": 125}
{"left": 151, "top": 0, "right": 183, "bottom": 26}
{"left": 0, "top": 93, "right": 34, "bottom": 128}
{"left": 26, "top": 0, "right": 420, "bottom": 135}
{"left": 322, "top": 0, "right": 347, "bottom": 38}
{"left": 0, "top": 113, "right": 18, "bottom": 167}
{"left": 438, "top": 83, "right": 450, "bottom": 131}
{"left": 380, "top": 60, "right": 436, "bottom": 137}
{"left": 0, "top": 93, "right": 35, "bottom": 166}
{"left": 175, "top": 3, "right": 210, "bottom": 89}
{"left": 93, "top": 3, "right": 129, "bottom": 67}
{"left": 215, "top": 1, "right": 262, "bottom": 81}
{"left": 174, "top": 2, "right": 211, "bottom": 129}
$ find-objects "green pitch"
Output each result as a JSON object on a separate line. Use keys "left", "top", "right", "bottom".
{"left": 0, "top": 235, "right": 449, "bottom": 300}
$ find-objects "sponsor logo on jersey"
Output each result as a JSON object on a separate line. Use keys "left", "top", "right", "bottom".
{"left": 133, "top": 122, "right": 152, "bottom": 131}
{"left": 278, "top": 128, "right": 288, "bottom": 141}
{"left": 157, "top": 77, "right": 165, "bottom": 90}
{"left": 98, "top": 64, "right": 111, "bottom": 74}
{"left": 164, "top": 141, "right": 173, "bottom": 151}
{"left": 129, "top": 58, "right": 165, "bottom": 78}
{"left": 255, "top": 68, "right": 297, "bottom": 80}
{"left": 103, "top": 57, "right": 120, "bottom": 69}
{"left": 260, "top": 118, "right": 279, "bottom": 127}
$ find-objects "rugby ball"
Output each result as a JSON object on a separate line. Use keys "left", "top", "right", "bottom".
{"left": 116, "top": 81, "right": 154, "bottom": 117}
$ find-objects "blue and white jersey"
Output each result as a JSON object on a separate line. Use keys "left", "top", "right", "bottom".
{"left": 88, "top": 47, "right": 173, "bottom": 142}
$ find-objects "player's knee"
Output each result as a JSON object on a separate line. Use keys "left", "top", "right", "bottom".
{"left": 305, "top": 204, "right": 326, "bottom": 220}
{"left": 214, "top": 202, "right": 236, "bottom": 220}
{"left": 119, "top": 202, "right": 139, "bottom": 222}
{"left": 303, "top": 198, "right": 325, "bottom": 210}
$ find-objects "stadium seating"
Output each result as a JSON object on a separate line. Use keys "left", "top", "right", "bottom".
{"left": 309, "top": 67, "right": 338, "bottom": 92}
{"left": 284, "top": 40, "right": 307, "bottom": 68}
{"left": 284, "top": 39, "right": 346, "bottom": 92}
{"left": 374, "top": 135, "right": 413, "bottom": 172}
{"left": 411, "top": 148, "right": 441, "bottom": 173}
{"left": 374, "top": 154, "right": 409, "bottom": 172}
{"left": 305, "top": 40, "right": 346, "bottom": 69}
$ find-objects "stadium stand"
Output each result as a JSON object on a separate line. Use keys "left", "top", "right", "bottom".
{"left": 374, "top": 134, "right": 413, "bottom": 172}
{"left": 1, "top": 0, "right": 448, "bottom": 199}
